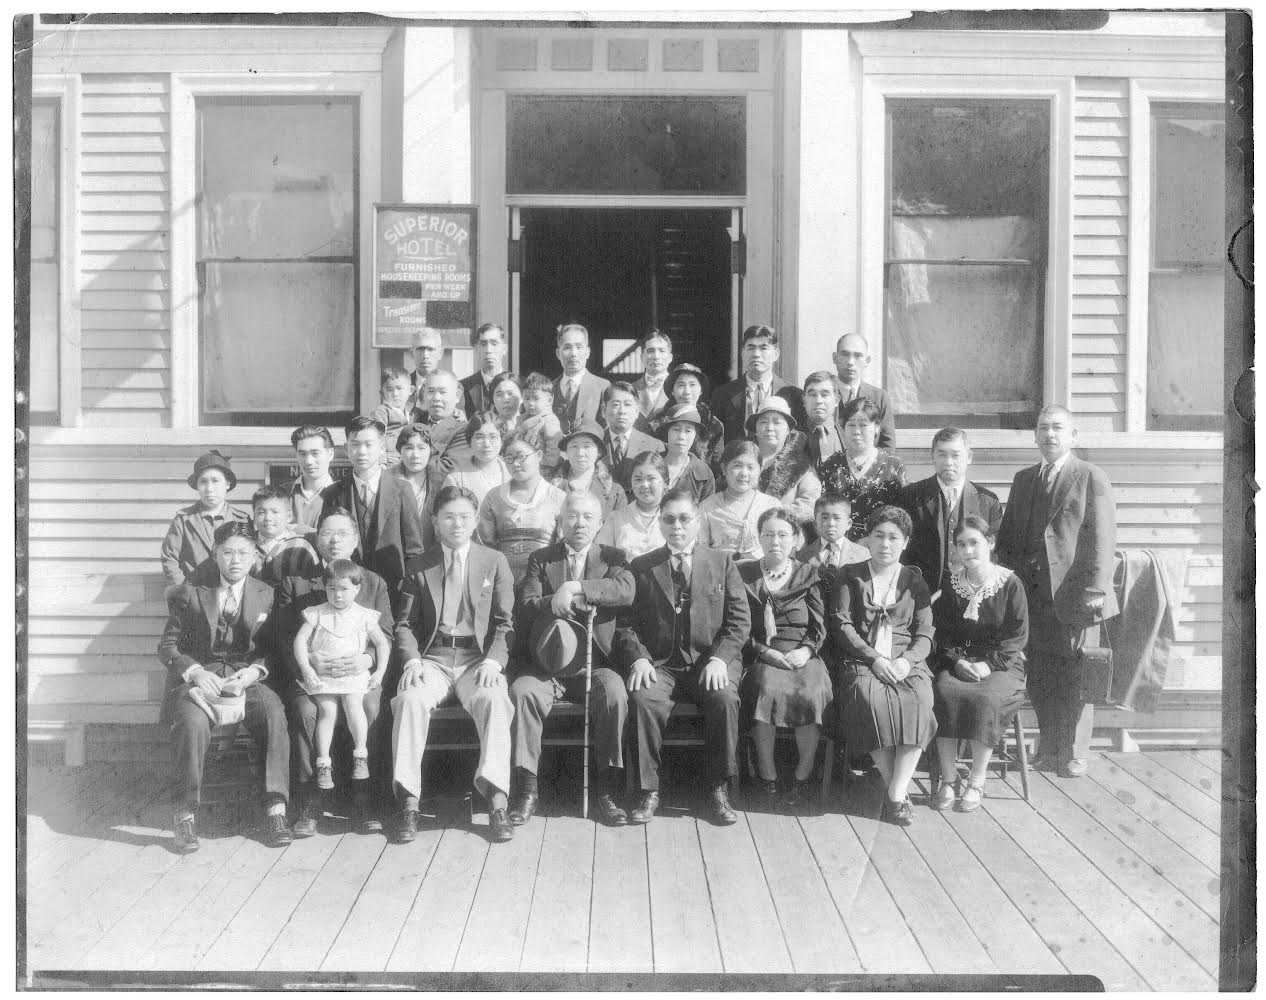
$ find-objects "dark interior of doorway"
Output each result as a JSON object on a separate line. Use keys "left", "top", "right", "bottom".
{"left": 518, "top": 207, "right": 732, "bottom": 388}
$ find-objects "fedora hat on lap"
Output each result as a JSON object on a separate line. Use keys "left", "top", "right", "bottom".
{"left": 529, "top": 611, "right": 591, "bottom": 678}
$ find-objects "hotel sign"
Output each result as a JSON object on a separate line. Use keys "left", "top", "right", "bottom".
{"left": 372, "top": 204, "right": 478, "bottom": 349}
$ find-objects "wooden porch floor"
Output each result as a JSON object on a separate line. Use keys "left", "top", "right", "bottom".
{"left": 24, "top": 749, "right": 1222, "bottom": 989}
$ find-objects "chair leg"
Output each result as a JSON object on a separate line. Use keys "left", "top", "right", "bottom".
{"left": 1013, "top": 715, "right": 1030, "bottom": 802}
{"left": 821, "top": 737, "right": 834, "bottom": 798}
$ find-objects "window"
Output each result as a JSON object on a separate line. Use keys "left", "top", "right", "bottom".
{"left": 196, "top": 97, "right": 358, "bottom": 424}
{"left": 30, "top": 99, "right": 60, "bottom": 422}
{"left": 883, "top": 100, "right": 1049, "bottom": 429}
{"left": 1147, "top": 103, "right": 1224, "bottom": 431}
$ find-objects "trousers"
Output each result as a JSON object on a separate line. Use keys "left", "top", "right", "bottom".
{"left": 285, "top": 686, "right": 388, "bottom": 806}
{"left": 629, "top": 661, "right": 740, "bottom": 791}
{"left": 1025, "top": 596, "right": 1094, "bottom": 761}
{"left": 510, "top": 665, "right": 627, "bottom": 775}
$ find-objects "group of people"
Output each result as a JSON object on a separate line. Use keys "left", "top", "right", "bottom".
{"left": 157, "top": 320, "right": 1117, "bottom": 851}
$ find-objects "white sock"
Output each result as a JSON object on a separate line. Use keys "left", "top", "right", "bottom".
{"left": 316, "top": 755, "right": 332, "bottom": 768}
{"left": 265, "top": 801, "right": 286, "bottom": 818}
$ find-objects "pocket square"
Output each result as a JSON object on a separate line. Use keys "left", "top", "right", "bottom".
{"left": 255, "top": 613, "right": 269, "bottom": 623}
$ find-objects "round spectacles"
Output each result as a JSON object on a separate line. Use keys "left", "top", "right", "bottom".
{"left": 505, "top": 452, "right": 537, "bottom": 466}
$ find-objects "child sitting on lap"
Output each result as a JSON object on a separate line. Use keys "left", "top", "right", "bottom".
{"left": 369, "top": 367, "right": 424, "bottom": 468}
{"left": 292, "top": 559, "right": 391, "bottom": 793}
{"left": 517, "top": 372, "right": 564, "bottom": 478}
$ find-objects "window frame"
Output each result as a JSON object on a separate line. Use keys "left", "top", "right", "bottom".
{"left": 1126, "top": 77, "right": 1224, "bottom": 434}
{"left": 170, "top": 72, "right": 381, "bottom": 428}
{"left": 30, "top": 75, "right": 82, "bottom": 427}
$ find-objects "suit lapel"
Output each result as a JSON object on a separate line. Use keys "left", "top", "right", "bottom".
{"left": 651, "top": 552, "right": 675, "bottom": 608}
{"left": 546, "top": 549, "right": 568, "bottom": 592}
{"left": 465, "top": 547, "right": 486, "bottom": 616}
{"left": 189, "top": 509, "right": 216, "bottom": 554}
{"left": 242, "top": 579, "right": 269, "bottom": 635}
{"left": 423, "top": 549, "right": 445, "bottom": 613}
{"left": 198, "top": 585, "right": 218, "bottom": 635}
{"left": 375, "top": 475, "right": 393, "bottom": 542}
{"left": 1047, "top": 457, "right": 1078, "bottom": 524}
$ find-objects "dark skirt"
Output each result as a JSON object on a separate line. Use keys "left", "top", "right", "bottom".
{"left": 836, "top": 660, "right": 936, "bottom": 753}
{"left": 933, "top": 668, "right": 1026, "bottom": 746}
{"left": 742, "top": 648, "right": 832, "bottom": 729}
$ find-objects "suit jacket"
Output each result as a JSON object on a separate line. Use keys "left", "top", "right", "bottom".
{"left": 460, "top": 371, "right": 499, "bottom": 416}
{"left": 803, "top": 415, "right": 848, "bottom": 470}
{"left": 516, "top": 542, "right": 636, "bottom": 662}
{"left": 900, "top": 476, "right": 1003, "bottom": 589}
{"left": 553, "top": 370, "right": 611, "bottom": 435}
{"left": 613, "top": 546, "right": 751, "bottom": 676}
{"left": 996, "top": 455, "right": 1119, "bottom": 626}
{"left": 159, "top": 503, "right": 252, "bottom": 588}
{"left": 319, "top": 472, "right": 426, "bottom": 598}
{"left": 418, "top": 412, "right": 474, "bottom": 493}
{"left": 156, "top": 576, "right": 275, "bottom": 721}
{"left": 604, "top": 426, "right": 665, "bottom": 495}
{"left": 832, "top": 378, "right": 896, "bottom": 451}
{"left": 632, "top": 374, "right": 670, "bottom": 423}
{"left": 393, "top": 543, "right": 515, "bottom": 667}
{"left": 710, "top": 374, "right": 806, "bottom": 444}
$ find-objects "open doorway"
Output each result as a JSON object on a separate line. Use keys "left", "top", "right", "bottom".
{"left": 517, "top": 207, "right": 734, "bottom": 386}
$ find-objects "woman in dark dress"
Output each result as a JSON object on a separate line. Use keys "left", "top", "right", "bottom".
{"left": 818, "top": 397, "right": 907, "bottom": 542}
{"left": 930, "top": 515, "right": 1029, "bottom": 812}
{"left": 738, "top": 507, "right": 832, "bottom": 812}
{"left": 829, "top": 505, "right": 936, "bottom": 826}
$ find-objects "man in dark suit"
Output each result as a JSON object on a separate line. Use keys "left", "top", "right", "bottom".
{"left": 997, "top": 405, "right": 1118, "bottom": 778}
{"left": 552, "top": 323, "right": 611, "bottom": 434}
{"left": 801, "top": 371, "right": 848, "bottom": 471}
{"left": 157, "top": 521, "right": 293, "bottom": 853}
{"left": 900, "top": 427, "right": 1003, "bottom": 597}
{"left": 508, "top": 492, "right": 635, "bottom": 826}
{"left": 390, "top": 485, "right": 517, "bottom": 844}
{"left": 416, "top": 369, "right": 475, "bottom": 493}
{"left": 709, "top": 324, "right": 806, "bottom": 444}
{"left": 320, "top": 415, "right": 426, "bottom": 604}
{"left": 602, "top": 380, "right": 664, "bottom": 496}
{"left": 614, "top": 487, "right": 752, "bottom": 825}
{"left": 270, "top": 509, "right": 394, "bottom": 835}
{"left": 831, "top": 333, "right": 895, "bottom": 450}
{"left": 459, "top": 322, "right": 507, "bottom": 416}
{"left": 631, "top": 329, "right": 673, "bottom": 425}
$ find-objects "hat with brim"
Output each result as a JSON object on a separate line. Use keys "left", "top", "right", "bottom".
{"left": 662, "top": 363, "right": 712, "bottom": 403}
{"left": 529, "top": 612, "right": 589, "bottom": 678}
{"left": 559, "top": 419, "right": 609, "bottom": 460}
{"left": 187, "top": 449, "right": 237, "bottom": 491}
{"left": 654, "top": 404, "right": 707, "bottom": 442}
{"left": 745, "top": 396, "right": 798, "bottom": 437}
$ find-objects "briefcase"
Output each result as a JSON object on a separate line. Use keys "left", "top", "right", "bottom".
{"left": 1077, "top": 620, "right": 1114, "bottom": 704}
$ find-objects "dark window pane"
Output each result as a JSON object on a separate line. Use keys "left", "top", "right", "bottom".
{"left": 507, "top": 95, "right": 745, "bottom": 194}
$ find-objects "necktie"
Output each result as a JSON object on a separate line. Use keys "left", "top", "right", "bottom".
{"left": 359, "top": 482, "right": 371, "bottom": 510}
{"left": 441, "top": 551, "right": 464, "bottom": 630}
{"left": 611, "top": 435, "right": 626, "bottom": 467}
{"left": 568, "top": 552, "right": 583, "bottom": 582}
{"left": 945, "top": 487, "right": 958, "bottom": 515}
{"left": 221, "top": 587, "right": 239, "bottom": 621}
{"left": 671, "top": 554, "right": 688, "bottom": 600}
{"left": 816, "top": 424, "right": 837, "bottom": 462}
{"left": 753, "top": 383, "right": 766, "bottom": 412}
{"left": 562, "top": 378, "right": 575, "bottom": 402}
{"left": 1040, "top": 462, "right": 1055, "bottom": 493}
{"left": 826, "top": 541, "right": 840, "bottom": 568}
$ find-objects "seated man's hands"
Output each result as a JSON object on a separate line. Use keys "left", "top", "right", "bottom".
{"left": 701, "top": 657, "right": 728, "bottom": 692}
{"left": 474, "top": 660, "right": 505, "bottom": 688}
{"left": 398, "top": 658, "right": 426, "bottom": 690}
{"left": 627, "top": 658, "right": 657, "bottom": 692}
{"left": 188, "top": 666, "right": 223, "bottom": 697}
{"left": 549, "top": 581, "right": 588, "bottom": 617}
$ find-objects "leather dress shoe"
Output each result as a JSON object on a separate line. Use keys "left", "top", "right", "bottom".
{"left": 264, "top": 812, "right": 294, "bottom": 847}
{"left": 488, "top": 807, "right": 515, "bottom": 843}
{"left": 1059, "top": 757, "right": 1089, "bottom": 778}
{"left": 292, "top": 800, "right": 321, "bottom": 839}
{"left": 784, "top": 778, "right": 817, "bottom": 815}
{"left": 172, "top": 812, "right": 199, "bottom": 854}
{"left": 508, "top": 791, "right": 538, "bottom": 826}
{"left": 708, "top": 783, "right": 738, "bottom": 826}
{"left": 393, "top": 808, "right": 420, "bottom": 844}
{"left": 594, "top": 792, "right": 628, "bottom": 826}
{"left": 629, "top": 790, "right": 659, "bottom": 825}
{"left": 882, "top": 796, "right": 914, "bottom": 827}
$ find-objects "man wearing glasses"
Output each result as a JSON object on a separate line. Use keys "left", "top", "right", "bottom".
{"left": 614, "top": 487, "right": 752, "bottom": 825}
{"left": 269, "top": 509, "right": 395, "bottom": 835}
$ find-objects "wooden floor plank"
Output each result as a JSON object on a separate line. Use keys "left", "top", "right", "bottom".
{"left": 587, "top": 823, "right": 652, "bottom": 972}
{"left": 645, "top": 816, "right": 723, "bottom": 973}
{"left": 1086, "top": 760, "right": 1220, "bottom": 870}
{"left": 1047, "top": 762, "right": 1220, "bottom": 920}
{"left": 519, "top": 817, "right": 595, "bottom": 972}
{"left": 257, "top": 833, "right": 387, "bottom": 970}
{"left": 943, "top": 802, "right": 1146, "bottom": 991}
{"left": 195, "top": 833, "right": 342, "bottom": 971}
{"left": 904, "top": 808, "right": 1066, "bottom": 976}
{"left": 27, "top": 766, "right": 156, "bottom": 876}
{"left": 1027, "top": 772, "right": 1219, "bottom": 976}
{"left": 452, "top": 820, "right": 546, "bottom": 972}
{"left": 321, "top": 827, "right": 442, "bottom": 972}
{"left": 1103, "top": 753, "right": 1219, "bottom": 833}
{"left": 1144, "top": 751, "right": 1220, "bottom": 802}
{"left": 1185, "top": 749, "right": 1223, "bottom": 773}
{"left": 747, "top": 810, "right": 861, "bottom": 973}
{"left": 983, "top": 796, "right": 1215, "bottom": 991}
{"left": 800, "top": 808, "right": 929, "bottom": 974}
{"left": 698, "top": 815, "right": 793, "bottom": 973}
{"left": 386, "top": 828, "right": 488, "bottom": 972}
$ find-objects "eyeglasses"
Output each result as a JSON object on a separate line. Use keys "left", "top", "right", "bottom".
{"left": 660, "top": 513, "right": 696, "bottom": 525}
{"left": 760, "top": 530, "right": 797, "bottom": 542}
{"left": 318, "top": 529, "right": 355, "bottom": 540}
{"left": 505, "top": 452, "right": 537, "bottom": 466}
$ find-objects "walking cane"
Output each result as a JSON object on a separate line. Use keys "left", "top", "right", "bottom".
{"left": 582, "top": 606, "right": 597, "bottom": 820}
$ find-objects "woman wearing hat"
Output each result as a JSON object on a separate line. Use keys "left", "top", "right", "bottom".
{"left": 654, "top": 402, "right": 717, "bottom": 501}
{"left": 749, "top": 396, "right": 822, "bottom": 528}
{"left": 160, "top": 449, "right": 252, "bottom": 590}
{"left": 650, "top": 363, "right": 725, "bottom": 477}
{"left": 818, "top": 397, "right": 908, "bottom": 542}
{"left": 550, "top": 419, "right": 628, "bottom": 518}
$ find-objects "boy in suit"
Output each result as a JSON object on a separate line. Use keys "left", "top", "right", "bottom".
{"left": 996, "top": 405, "right": 1118, "bottom": 778}
{"left": 508, "top": 491, "right": 635, "bottom": 826}
{"left": 552, "top": 323, "right": 611, "bottom": 434}
{"left": 632, "top": 329, "right": 673, "bottom": 422}
{"left": 319, "top": 416, "right": 426, "bottom": 603}
{"left": 287, "top": 425, "right": 337, "bottom": 532}
{"left": 797, "top": 494, "right": 870, "bottom": 579}
{"left": 900, "top": 427, "right": 1003, "bottom": 598}
{"left": 710, "top": 324, "right": 806, "bottom": 444}
{"left": 158, "top": 521, "right": 293, "bottom": 853}
{"left": 460, "top": 322, "right": 508, "bottom": 416}
{"left": 160, "top": 450, "right": 252, "bottom": 590}
{"left": 615, "top": 487, "right": 752, "bottom": 825}
{"left": 602, "top": 380, "right": 664, "bottom": 496}
{"left": 390, "top": 485, "right": 517, "bottom": 845}
{"left": 831, "top": 333, "right": 896, "bottom": 450}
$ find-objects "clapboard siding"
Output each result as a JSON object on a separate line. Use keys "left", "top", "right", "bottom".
{"left": 79, "top": 73, "right": 171, "bottom": 426}
{"left": 1069, "top": 78, "right": 1129, "bottom": 433}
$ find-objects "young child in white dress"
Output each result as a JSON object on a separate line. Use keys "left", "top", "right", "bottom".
{"left": 292, "top": 559, "right": 391, "bottom": 790}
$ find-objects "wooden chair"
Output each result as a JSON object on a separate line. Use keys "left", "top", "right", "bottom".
{"left": 199, "top": 724, "right": 262, "bottom": 828}
{"left": 928, "top": 713, "right": 1031, "bottom": 802}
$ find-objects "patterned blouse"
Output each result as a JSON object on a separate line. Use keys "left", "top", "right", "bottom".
{"left": 476, "top": 479, "right": 566, "bottom": 584}
{"left": 818, "top": 450, "right": 908, "bottom": 542}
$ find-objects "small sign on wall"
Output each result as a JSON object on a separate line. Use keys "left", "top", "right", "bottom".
{"left": 372, "top": 204, "right": 478, "bottom": 349}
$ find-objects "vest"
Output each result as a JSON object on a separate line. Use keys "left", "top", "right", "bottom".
{"left": 208, "top": 598, "right": 253, "bottom": 674}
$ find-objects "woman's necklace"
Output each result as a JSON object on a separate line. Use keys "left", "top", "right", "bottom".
{"left": 761, "top": 557, "right": 793, "bottom": 588}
